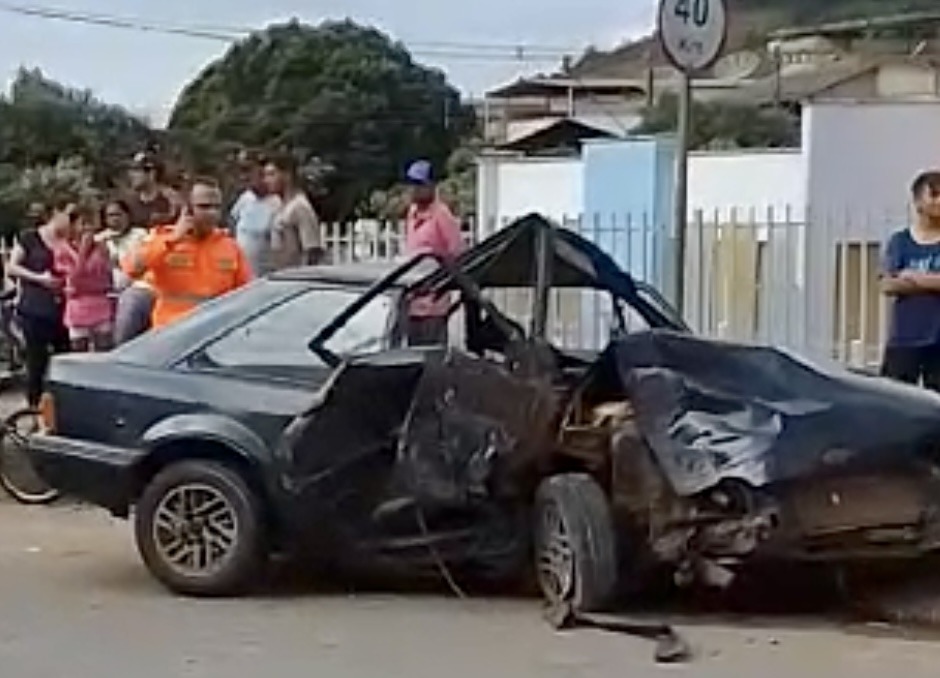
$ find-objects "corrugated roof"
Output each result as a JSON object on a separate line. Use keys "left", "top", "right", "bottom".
{"left": 495, "top": 117, "right": 616, "bottom": 154}
{"left": 486, "top": 76, "right": 648, "bottom": 99}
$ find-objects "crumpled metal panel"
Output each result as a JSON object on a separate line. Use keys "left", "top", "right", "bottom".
{"left": 397, "top": 349, "right": 559, "bottom": 508}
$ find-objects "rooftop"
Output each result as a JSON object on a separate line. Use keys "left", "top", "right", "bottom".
{"left": 769, "top": 10, "right": 940, "bottom": 41}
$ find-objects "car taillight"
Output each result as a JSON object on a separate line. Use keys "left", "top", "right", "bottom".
{"left": 38, "top": 393, "right": 55, "bottom": 433}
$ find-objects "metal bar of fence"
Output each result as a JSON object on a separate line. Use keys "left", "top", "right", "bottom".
{"left": 310, "top": 208, "right": 898, "bottom": 367}
{"left": 836, "top": 211, "right": 850, "bottom": 365}
{"left": 858, "top": 212, "right": 872, "bottom": 369}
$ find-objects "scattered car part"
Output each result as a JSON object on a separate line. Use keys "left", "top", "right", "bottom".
{"left": 543, "top": 599, "right": 693, "bottom": 664}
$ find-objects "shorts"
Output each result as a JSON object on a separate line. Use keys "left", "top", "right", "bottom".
{"left": 881, "top": 344, "right": 940, "bottom": 390}
{"left": 69, "top": 321, "right": 113, "bottom": 341}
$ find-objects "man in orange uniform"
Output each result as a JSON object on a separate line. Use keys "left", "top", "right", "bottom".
{"left": 122, "top": 177, "right": 252, "bottom": 329}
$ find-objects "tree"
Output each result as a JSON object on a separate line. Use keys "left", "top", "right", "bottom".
{"left": 0, "top": 69, "right": 153, "bottom": 235}
{"left": 0, "top": 68, "right": 153, "bottom": 186}
{"left": 633, "top": 93, "right": 799, "bottom": 150}
{"left": 0, "top": 157, "right": 99, "bottom": 239}
{"left": 169, "top": 20, "right": 476, "bottom": 221}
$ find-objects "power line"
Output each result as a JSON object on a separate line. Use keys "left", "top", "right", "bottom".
{"left": 0, "top": 2, "right": 578, "bottom": 63}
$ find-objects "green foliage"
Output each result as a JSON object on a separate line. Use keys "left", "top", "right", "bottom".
{"left": 0, "top": 68, "right": 152, "bottom": 235}
{"left": 169, "top": 19, "right": 476, "bottom": 220}
{"left": 0, "top": 156, "right": 98, "bottom": 207}
{"left": 0, "top": 68, "right": 153, "bottom": 186}
{"left": 634, "top": 93, "right": 799, "bottom": 150}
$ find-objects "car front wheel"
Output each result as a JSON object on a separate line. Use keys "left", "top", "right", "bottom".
{"left": 534, "top": 473, "right": 618, "bottom": 612}
{"left": 134, "top": 460, "right": 266, "bottom": 597}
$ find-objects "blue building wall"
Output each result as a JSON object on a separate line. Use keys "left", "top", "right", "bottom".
{"left": 575, "top": 137, "right": 676, "bottom": 344}
{"left": 580, "top": 136, "right": 676, "bottom": 290}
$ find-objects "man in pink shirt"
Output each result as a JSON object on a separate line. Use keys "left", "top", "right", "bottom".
{"left": 403, "top": 159, "right": 465, "bottom": 346}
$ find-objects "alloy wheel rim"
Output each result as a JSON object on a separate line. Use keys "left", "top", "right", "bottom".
{"left": 536, "top": 500, "right": 575, "bottom": 604}
{"left": 152, "top": 482, "right": 239, "bottom": 577}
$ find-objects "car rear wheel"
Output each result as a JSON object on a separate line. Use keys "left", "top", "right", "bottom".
{"left": 135, "top": 460, "right": 266, "bottom": 597}
{"left": 534, "top": 473, "right": 618, "bottom": 612}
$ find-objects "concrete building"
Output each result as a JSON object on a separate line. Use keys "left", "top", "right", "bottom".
{"left": 476, "top": 100, "right": 940, "bottom": 366}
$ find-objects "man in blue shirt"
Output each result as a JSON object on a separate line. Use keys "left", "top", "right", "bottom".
{"left": 881, "top": 170, "right": 940, "bottom": 388}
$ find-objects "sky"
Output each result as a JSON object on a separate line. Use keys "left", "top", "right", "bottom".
{"left": 0, "top": 0, "right": 657, "bottom": 125}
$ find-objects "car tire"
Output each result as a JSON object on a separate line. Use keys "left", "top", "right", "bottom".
{"left": 534, "top": 473, "right": 618, "bottom": 613}
{"left": 134, "top": 460, "right": 266, "bottom": 597}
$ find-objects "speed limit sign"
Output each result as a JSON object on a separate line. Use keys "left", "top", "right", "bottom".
{"left": 657, "top": 0, "right": 727, "bottom": 72}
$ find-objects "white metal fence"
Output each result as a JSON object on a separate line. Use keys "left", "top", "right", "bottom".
{"left": 323, "top": 208, "right": 902, "bottom": 368}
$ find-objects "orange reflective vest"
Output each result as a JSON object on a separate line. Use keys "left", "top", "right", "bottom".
{"left": 122, "top": 226, "right": 251, "bottom": 328}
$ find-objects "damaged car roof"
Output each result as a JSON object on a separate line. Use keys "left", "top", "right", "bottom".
{"left": 426, "top": 213, "right": 640, "bottom": 293}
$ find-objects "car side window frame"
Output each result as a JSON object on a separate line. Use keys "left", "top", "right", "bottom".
{"left": 184, "top": 284, "right": 379, "bottom": 383}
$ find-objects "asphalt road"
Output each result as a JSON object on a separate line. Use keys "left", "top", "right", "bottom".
{"left": 1, "top": 500, "right": 940, "bottom": 677}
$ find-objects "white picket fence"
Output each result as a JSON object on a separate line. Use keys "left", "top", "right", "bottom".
{"left": 1, "top": 209, "right": 893, "bottom": 368}
{"left": 323, "top": 209, "right": 899, "bottom": 368}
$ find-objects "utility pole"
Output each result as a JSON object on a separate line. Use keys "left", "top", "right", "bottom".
{"left": 658, "top": 0, "right": 727, "bottom": 316}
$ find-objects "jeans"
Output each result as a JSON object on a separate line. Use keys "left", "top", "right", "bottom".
{"left": 114, "top": 285, "right": 154, "bottom": 345}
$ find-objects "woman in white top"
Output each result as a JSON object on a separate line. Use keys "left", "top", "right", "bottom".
{"left": 98, "top": 199, "right": 151, "bottom": 344}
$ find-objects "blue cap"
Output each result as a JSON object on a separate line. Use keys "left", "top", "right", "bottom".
{"left": 405, "top": 160, "right": 434, "bottom": 186}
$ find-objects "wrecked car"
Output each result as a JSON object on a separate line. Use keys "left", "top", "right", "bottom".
{"left": 28, "top": 213, "right": 940, "bottom": 613}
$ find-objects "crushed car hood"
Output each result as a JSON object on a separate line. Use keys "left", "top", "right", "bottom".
{"left": 611, "top": 331, "right": 940, "bottom": 496}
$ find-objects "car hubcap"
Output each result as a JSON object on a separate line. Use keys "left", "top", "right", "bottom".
{"left": 152, "top": 483, "right": 239, "bottom": 577}
{"left": 536, "top": 500, "right": 575, "bottom": 604}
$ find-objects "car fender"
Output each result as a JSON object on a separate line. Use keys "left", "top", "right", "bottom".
{"left": 140, "top": 413, "right": 270, "bottom": 466}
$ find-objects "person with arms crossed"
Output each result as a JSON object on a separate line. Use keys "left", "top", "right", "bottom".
{"left": 263, "top": 154, "right": 325, "bottom": 269}
{"left": 122, "top": 178, "right": 252, "bottom": 330}
{"left": 881, "top": 170, "right": 940, "bottom": 389}
{"left": 402, "top": 159, "right": 466, "bottom": 346}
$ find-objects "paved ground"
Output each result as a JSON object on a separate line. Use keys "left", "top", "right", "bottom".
{"left": 2, "top": 500, "right": 940, "bottom": 677}
{"left": 6, "top": 391, "right": 940, "bottom": 675}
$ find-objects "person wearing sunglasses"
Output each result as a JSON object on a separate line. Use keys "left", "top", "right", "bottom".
{"left": 6, "top": 197, "right": 74, "bottom": 406}
{"left": 122, "top": 177, "right": 252, "bottom": 330}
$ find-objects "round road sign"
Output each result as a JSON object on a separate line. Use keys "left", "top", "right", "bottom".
{"left": 657, "top": 0, "right": 728, "bottom": 73}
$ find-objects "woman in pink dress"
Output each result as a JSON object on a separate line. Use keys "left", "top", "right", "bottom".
{"left": 54, "top": 206, "right": 115, "bottom": 352}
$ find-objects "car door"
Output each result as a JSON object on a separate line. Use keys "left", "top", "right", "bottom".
{"left": 272, "top": 287, "right": 420, "bottom": 549}
{"left": 181, "top": 285, "right": 377, "bottom": 449}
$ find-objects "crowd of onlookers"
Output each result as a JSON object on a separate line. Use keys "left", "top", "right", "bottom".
{"left": 2, "top": 150, "right": 464, "bottom": 409}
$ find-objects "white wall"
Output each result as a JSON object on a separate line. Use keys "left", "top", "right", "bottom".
{"left": 475, "top": 155, "right": 582, "bottom": 239}
{"left": 688, "top": 150, "right": 805, "bottom": 217}
{"left": 804, "top": 100, "right": 940, "bottom": 230}
{"left": 802, "top": 100, "right": 940, "bottom": 361}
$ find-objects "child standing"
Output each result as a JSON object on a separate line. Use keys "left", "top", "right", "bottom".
{"left": 55, "top": 207, "right": 115, "bottom": 351}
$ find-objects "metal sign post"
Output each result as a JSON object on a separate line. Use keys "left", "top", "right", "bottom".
{"left": 657, "top": 0, "right": 727, "bottom": 317}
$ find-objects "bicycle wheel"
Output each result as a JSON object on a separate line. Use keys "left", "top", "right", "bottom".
{"left": 0, "top": 408, "right": 59, "bottom": 505}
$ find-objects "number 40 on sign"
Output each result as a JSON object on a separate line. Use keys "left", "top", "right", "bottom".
{"left": 657, "top": 0, "right": 727, "bottom": 73}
